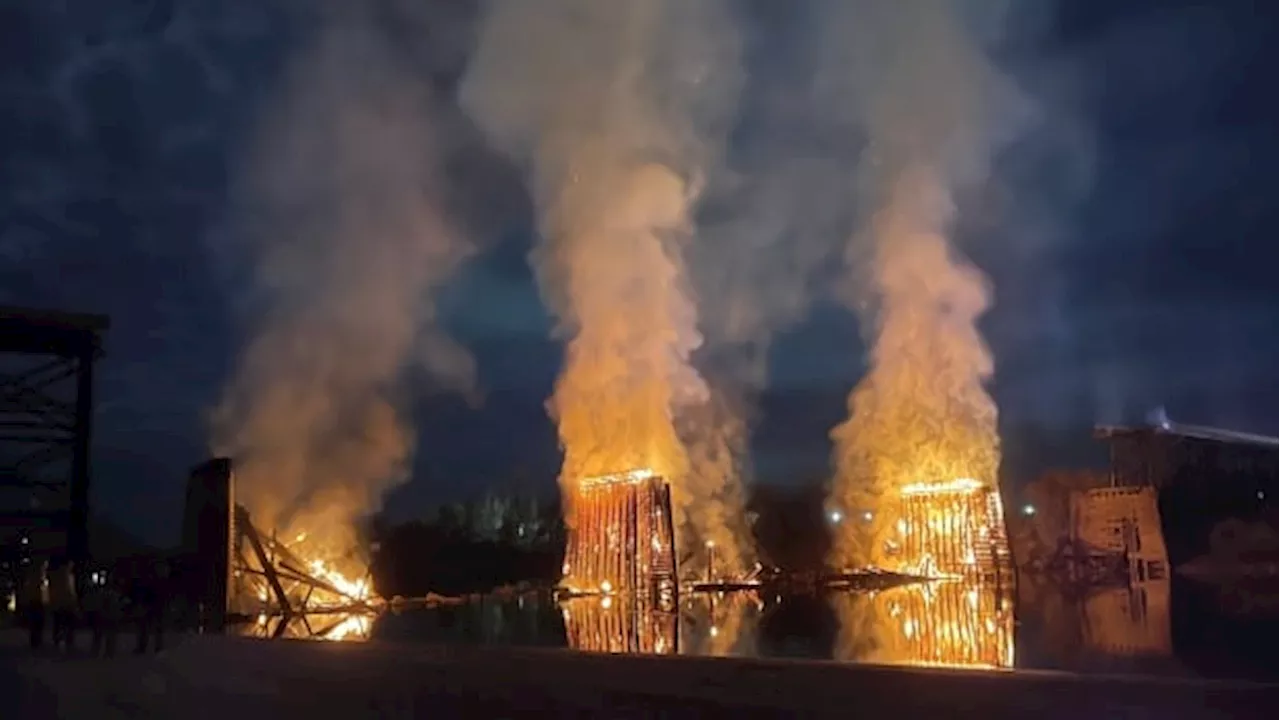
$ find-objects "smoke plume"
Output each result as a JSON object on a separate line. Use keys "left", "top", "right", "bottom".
{"left": 212, "top": 4, "right": 473, "bottom": 564}
{"left": 823, "top": 0, "right": 1031, "bottom": 568}
{"left": 460, "top": 0, "right": 749, "bottom": 569}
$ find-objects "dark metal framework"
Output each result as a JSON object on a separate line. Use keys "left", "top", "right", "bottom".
{"left": 1094, "top": 423, "right": 1277, "bottom": 568}
{"left": 0, "top": 306, "right": 108, "bottom": 564}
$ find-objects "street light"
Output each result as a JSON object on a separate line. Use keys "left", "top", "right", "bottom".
{"left": 705, "top": 540, "right": 716, "bottom": 583}
{"left": 828, "top": 510, "right": 844, "bottom": 524}
{"left": 1022, "top": 504, "right": 1036, "bottom": 517}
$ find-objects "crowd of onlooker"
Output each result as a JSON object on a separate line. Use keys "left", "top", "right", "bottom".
{"left": 14, "top": 555, "right": 169, "bottom": 657}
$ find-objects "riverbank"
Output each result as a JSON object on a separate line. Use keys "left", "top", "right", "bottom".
{"left": 1, "top": 630, "right": 1273, "bottom": 719}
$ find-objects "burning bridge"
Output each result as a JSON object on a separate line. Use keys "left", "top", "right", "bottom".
{"left": 562, "top": 472, "right": 1014, "bottom": 601}
{"left": 182, "top": 458, "right": 378, "bottom": 641}
{"left": 561, "top": 468, "right": 677, "bottom": 603}
{"left": 890, "top": 478, "right": 1012, "bottom": 580}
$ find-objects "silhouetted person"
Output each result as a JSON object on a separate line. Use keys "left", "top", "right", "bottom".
{"left": 48, "top": 557, "right": 79, "bottom": 653}
{"left": 84, "top": 574, "right": 123, "bottom": 657}
{"left": 130, "top": 559, "right": 169, "bottom": 654}
{"left": 18, "top": 559, "right": 48, "bottom": 650}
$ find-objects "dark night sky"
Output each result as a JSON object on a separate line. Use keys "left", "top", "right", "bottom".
{"left": 1, "top": 0, "right": 1275, "bottom": 546}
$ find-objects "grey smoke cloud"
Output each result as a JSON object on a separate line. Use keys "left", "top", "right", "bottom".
{"left": 211, "top": 2, "right": 474, "bottom": 557}
{"left": 460, "top": 0, "right": 752, "bottom": 569}
{"left": 812, "top": 0, "right": 1041, "bottom": 568}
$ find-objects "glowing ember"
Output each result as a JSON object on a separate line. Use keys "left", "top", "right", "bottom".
{"left": 307, "top": 558, "right": 372, "bottom": 604}
{"left": 901, "top": 478, "right": 984, "bottom": 496}
{"left": 580, "top": 467, "right": 660, "bottom": 488}
{"left": 323, "top": 614, "right": 373, "bottom": 642}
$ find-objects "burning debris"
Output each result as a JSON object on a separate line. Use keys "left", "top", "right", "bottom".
{"left": 183, "top": 458, "right": 380, "bottom": 642}
{"left": 230, "top": 505, "right": 380, "bottom": 642}
{"left": 561, "top": 469, "right": 677, "bottom": 600}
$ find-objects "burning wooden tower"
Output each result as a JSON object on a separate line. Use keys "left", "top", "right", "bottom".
{"left": 561, "top": 469, "right": 677, "bottom": 600}
{"left": 891, "top": 478, "right": 1012, "bottom": 580}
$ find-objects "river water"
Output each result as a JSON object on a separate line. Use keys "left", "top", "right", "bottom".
{"left": 353, "top": 574, "right": 1275, "bottom": 682}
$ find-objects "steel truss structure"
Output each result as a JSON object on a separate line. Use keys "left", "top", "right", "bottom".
{"left": 0, "top": 307, "right": 107, "bottom": 564}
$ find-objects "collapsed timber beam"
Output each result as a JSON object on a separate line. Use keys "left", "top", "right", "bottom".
{"left": 182, "top": 458, "right": 378, "bottom": 637}
{"left": 237, "top": 505, "right": 292, "bottom": 622}
{"left": 234, "top": 504, "right": 371, "bottom": 608}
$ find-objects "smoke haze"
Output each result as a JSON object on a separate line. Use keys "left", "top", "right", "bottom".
{"left": 821, "top": 0, "right": 1033, "bottom": 568}
{"left": 687, "top": 5, "right": 865, "bottom": 524}
{"left": 211, "top": 3, "right": 474, "bottom": 563}
{"left": 460, "top": 0, "right": 750, "bottom": 569}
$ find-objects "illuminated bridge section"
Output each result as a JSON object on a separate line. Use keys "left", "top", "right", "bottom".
{"left": 562, "top": 469, "right": 676, "bottom": 599}
{"left": 892, "top": 478, "right": 1012, "bottom": 579}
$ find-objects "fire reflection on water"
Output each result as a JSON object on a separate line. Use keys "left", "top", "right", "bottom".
{"left": 560, "top": 594, "right": 679, "bottom": 655}
{"left": 560, "top": 579, "right": 1013, "bottom": 670}
{"left": 559, "top": 590, "right": 762, "bottom": 657}
{"left": 237, "top": 612, "right": 373, "bottom": 642}
{"left": 679, "top": 591, "right": 761, "bottom": 658}
{"left": 831, "top": 579, "right": 1015, "bottom": 670}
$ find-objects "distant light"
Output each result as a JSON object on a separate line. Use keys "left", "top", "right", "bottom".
{"left": 1258, "top": 491, "right": 1265, "bottom": 501}
{"left": 600, "top": 580, "right": 613, "bottom": 594}
{"left": 20, "top": 537, "right": 28, "bottom": 546}
{"left": 705, "top": 539, "right": 716, "bottom": 549}
{"left": 1022, "top": 504, "right": 1036, "bottom": 516}
{"left": 861, "top": 511, "right": 874, "bottom": 523}
{"left": 829, "top": 510, "right": 844, "bottom": 524}
{"left": 709, "top": 626, "right": 719, "bottom": 638}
